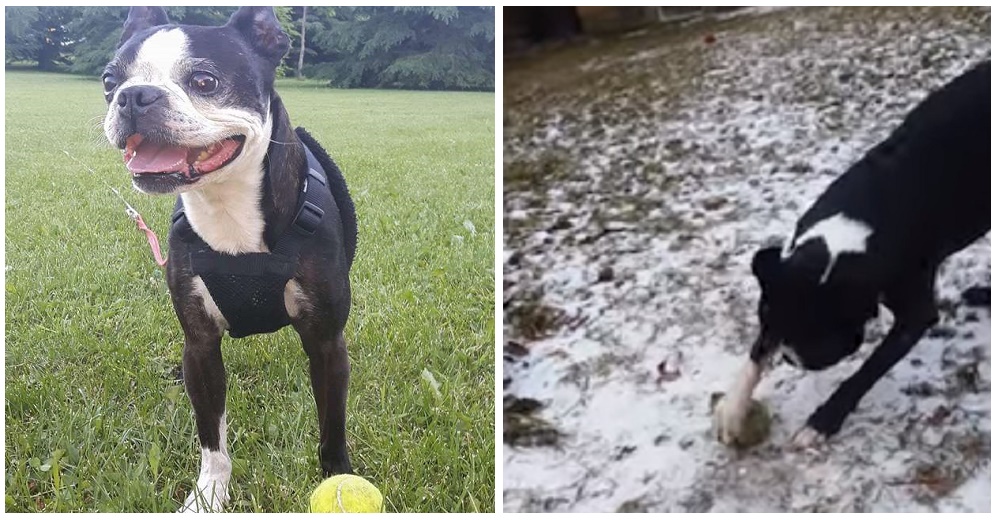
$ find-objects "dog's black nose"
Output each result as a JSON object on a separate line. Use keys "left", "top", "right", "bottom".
{"left": 116, "top": 85, "right": 165, "bottom": 113}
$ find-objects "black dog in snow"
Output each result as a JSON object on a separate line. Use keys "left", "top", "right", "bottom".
{"left": 716, "top": 60, "right": 990, "bottom": 448}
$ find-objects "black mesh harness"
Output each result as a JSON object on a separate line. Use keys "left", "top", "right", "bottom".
{"left": 171, "top": 144, "right": 332, "bottom": 338}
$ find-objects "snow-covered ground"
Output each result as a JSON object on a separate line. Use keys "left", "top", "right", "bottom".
{"left": 503, "top": 7, "right": 990, "bottom": 513}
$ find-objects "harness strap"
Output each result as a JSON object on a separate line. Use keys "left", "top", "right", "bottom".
{"left": 189, "top": 252, "right": 296, "bottom": 277}
{"left": 272, "top": 146, "right": 328, "bottom": 259}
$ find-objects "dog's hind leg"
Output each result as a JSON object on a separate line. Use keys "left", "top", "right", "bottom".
{"left": 793, "top": 268, "right": 938, "bottom": 448}
{"left": 298, "top": 329, "right": 352, "bottom": 476}
{"left": 178, "top": 333, "right": 231, "bottom": 512}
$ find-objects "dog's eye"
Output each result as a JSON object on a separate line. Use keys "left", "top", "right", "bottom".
{"left": 102, "top": 74, "right": 118, "bottom": 95}
{"left": 189, "top": 72, "right": 219, "bottom": 94}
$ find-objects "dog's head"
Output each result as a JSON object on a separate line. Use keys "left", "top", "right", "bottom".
{"left": 751, "top": 242, "right": 878, "bottom": 371}
{"left": 102, "top": 7, "right": 290, "bottom": 194}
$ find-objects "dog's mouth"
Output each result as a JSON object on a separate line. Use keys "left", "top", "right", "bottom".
{"left": 123, "top": 134, "right": 246, "bottom": 179}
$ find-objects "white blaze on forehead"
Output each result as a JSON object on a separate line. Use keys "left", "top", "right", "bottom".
{"left": 783, "top": 212, "right": 872, "bottom": 283}
{"left": 130, "top": 28, "right": 189, "bottom": 84}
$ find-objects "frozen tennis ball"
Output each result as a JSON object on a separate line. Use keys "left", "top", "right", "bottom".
{"left": 710, "top": 391, "right": 772, "bottom": 448}
{"left": 309, "top": 475, "right": 384, "bottom": 513}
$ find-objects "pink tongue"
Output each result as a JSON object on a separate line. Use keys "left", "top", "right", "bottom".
{"left": 126, "top": 141, "right": 188, "bottom": 174}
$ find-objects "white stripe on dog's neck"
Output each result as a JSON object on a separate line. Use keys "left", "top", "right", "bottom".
{"left": 180, "top": 115, "right": 273, "bottom": 255}
{"left": 180, "top": 172, "right": 267, "bottom": 254}
{"left": 782, "top": 213, "right": 872, "bottom": 283}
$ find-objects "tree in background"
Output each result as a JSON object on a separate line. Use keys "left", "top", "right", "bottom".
{"left": 289, "top": 6, "right": 336, "bottom": 81}
{"left": 64, "top": 7, "right": 129, "bottom": 75}
{"left": 297, "top": 6, "right": 308, "bottom": 79}
{"left": 5, "top": 6, "right": 77, "bottom": 70}
{"left": 4, "top": 6, "right": 494, "bottom": 92}
{"left": 304, "top": 6, "right": 494, "bottom": 91}
{"left": 4, "top": 7, "right": 41, "bottom": 64}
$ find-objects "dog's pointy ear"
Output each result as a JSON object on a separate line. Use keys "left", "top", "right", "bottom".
{"left": 227, "top": 7, "right": 291, "bottom": 65}
{"left": 751, "top": 246, "right": 782, "bottom": 287}
{"left": 120, "top": 7, "right": 170, "bottom": 47}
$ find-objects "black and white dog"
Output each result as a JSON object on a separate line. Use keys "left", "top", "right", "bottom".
{"left": 102, "top": 7, "right": 357, "bottom": 511}
{"left": 716, "top": 61, "right": 990, "bottom": 448}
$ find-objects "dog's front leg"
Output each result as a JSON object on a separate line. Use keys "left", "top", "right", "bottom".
{"left": 716, "top": 331, "right": 777, "bottom": 444}
{"left": 794, "top": 272, "right": 938, "bottom": 448}
{"left": 178, "top": 332, "right": 230, "bottom": 513}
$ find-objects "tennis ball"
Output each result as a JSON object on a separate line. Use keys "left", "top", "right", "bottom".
{"left": 711, "top": 392, "right": 772, "bottom": 448}
{"left": 309, "top": 474, "right": 384, "bottom": 513}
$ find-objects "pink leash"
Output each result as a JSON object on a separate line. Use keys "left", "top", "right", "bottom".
{"left": 111, "top": 187, "right": 168, "bottom": 267}
{"left": 60, "top": 151, "right": 168, "bottom": 267}
{"left": 129, "top": 208, "right": 168, "bottom": 267}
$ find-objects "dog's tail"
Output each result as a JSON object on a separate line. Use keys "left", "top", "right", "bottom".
{"left": 296, "top": 127, "right": 358, "bottom": 268}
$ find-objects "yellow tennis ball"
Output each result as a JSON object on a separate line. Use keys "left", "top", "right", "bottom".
{"left": 309, "top": 475, "right": 384, "bottom": 513}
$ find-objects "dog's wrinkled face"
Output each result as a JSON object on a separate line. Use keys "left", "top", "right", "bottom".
{"left": 751, "top": 244, "right": 878, "bottom": 370}
{"left": 102, "top": 7, "right": 289, "bottom": 194}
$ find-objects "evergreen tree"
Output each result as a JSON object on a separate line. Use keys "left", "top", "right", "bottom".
{"left": 5, "top": 6, "right": 492, "bottom": 91}
{"left": 5, "top": 6, "right": 78, "bottom": 70}
{"left": 65, "top": 7, "right": 127, "bottom": 75}
{"left": 304, "top": 6, "right": 494, "bottom": 91}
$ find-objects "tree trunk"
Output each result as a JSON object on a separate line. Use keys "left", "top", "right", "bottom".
{"left": 296, "top": 6, "right": 307, "bottom": 80}
{"left": 37, "top": 38, "right": 58, "bottom": 71}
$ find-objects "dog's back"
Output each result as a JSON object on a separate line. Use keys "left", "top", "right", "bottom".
{"left": 297, "top": 128, "right": 359, "bottom": 267}
{"left": 796, "top": 60, "right": 990, "bottom": 267}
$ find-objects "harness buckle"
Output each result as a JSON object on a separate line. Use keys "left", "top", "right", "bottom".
{"left": 307, "top": 167, "right": 327, "bottom": 186}
{"left": 293, "top": 201, "right": 324, "bottom": 235}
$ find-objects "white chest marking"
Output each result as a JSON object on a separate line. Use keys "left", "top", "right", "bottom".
{"left": 180, "top": 175, "right": 267, "bottom": 255}
{"left": 783, "top": 212, "right": 872, "bottom": 283}
{"left": 178, "top": 113, "right": 273, "bottom": 255}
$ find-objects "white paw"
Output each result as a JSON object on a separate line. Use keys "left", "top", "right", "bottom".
{"left": 713, "top": 361, "right": 763, "bottom": 446}
{"left": 179, "top": 479, "right": 229, "bottom": 513}
{"left": 790, "top": 426, "right": 826, "bottom": 450}
{"left": 714, "top": 395, "right": 747, "bottom": 445}
{"left": 178, "top": 444, "right": 232, "bottom": 513}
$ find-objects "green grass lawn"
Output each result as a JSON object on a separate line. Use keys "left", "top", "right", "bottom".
{"left": 4, "top": 71, "right": 495, "bottom": 512}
